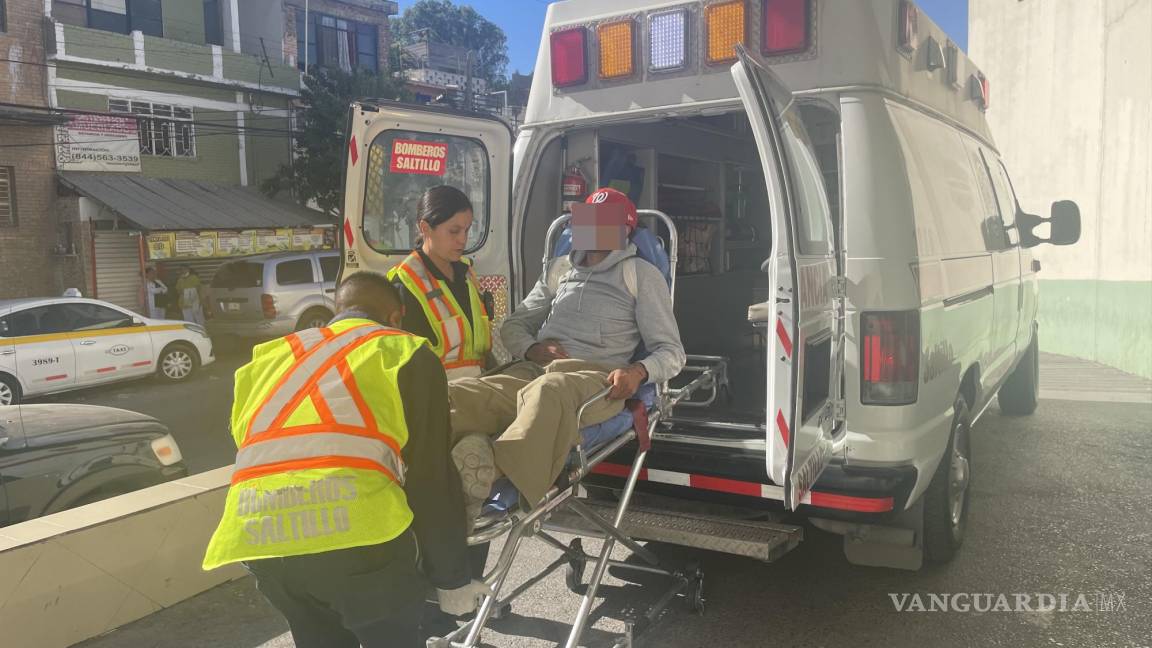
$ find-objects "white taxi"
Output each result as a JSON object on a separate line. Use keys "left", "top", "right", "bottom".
{"left": 0, "top": 297, "right": 215, "bottom": 405}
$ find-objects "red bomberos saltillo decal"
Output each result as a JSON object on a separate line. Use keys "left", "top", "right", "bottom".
{"left": 390, "top": 139, "right": 448, "bottom": 176}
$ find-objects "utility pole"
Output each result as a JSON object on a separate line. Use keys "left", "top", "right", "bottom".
{"left": 465, "top": 50, "right": 474, "bottom": 112}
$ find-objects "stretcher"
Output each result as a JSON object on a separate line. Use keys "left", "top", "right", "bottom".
{"left": 429, "top": 211, "right": 730, "bottom": 648}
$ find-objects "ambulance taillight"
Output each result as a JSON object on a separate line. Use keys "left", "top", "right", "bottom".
{"left": 761, "top": 0, "right": 810, "bottom": 56}
{"left": 861, "top": 311, "right": 920, "bottom": 405}
{"left": 551, "top": 27, "right": 588, "bottom": 88}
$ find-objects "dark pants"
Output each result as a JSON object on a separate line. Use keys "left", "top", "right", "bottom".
{"left": 245, "top": 532, "right": 426, "bottom": 648}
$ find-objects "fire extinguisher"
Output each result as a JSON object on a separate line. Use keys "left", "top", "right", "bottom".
{"left": 561, "top": 163, "right": 588, "bottom": 212}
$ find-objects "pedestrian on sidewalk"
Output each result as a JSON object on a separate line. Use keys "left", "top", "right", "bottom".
{"left": 203, "top": 272, "right": 489, "bottom": 648}
{"left": 175, "top": 266, "right": 206, "bottom": 325}
{"left": 144, "top": 267, "right": 168, "bottom": 320}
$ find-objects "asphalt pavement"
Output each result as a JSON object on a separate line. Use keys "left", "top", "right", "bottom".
{"left": 68, "top": 354, "right": 1151, "bottom": 648}
{"left": 31, "top": 340, "right": 250, "bottom": 474}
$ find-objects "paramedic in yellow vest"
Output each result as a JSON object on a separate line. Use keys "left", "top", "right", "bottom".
{"left": 389, "top": 185, "right": 493, "bottom": 381}
{"left": 203, "top": 272, "right": 489, "bottom": 648}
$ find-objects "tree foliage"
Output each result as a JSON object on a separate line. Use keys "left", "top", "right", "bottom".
{"left": 392, "top": 0, "right": 510, "bottom": 86}
{"left": 262, "top": 68, "right": 409, "bottom": 218}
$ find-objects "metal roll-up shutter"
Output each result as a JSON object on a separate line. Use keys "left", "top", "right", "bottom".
{"left": 94, "top": 230, "right": 144, "bottom": 312}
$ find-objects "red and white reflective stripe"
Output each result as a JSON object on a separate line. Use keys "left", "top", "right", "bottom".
{"left": 348, "top": 135, "right": 359, "bottom": 166}
{"left": 775, "top": 319, "right": 793, "bottom": 357}
{"left": 344, "top": 219, "right": 355, "bottom": 247}
{"left": 775, "top": 410, "right": 790, "bottom": 445}
{"left": 589, "top": 463, "right": 894, "bottom": 513}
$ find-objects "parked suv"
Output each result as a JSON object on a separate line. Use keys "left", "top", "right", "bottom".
{"left": 207, "top": 250, "right": 339, "bottom": 340}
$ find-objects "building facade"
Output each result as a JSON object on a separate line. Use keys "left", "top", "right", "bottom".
{"left": 970, "top": 0, "right": 1152, "bottom": 378}
{"left": 0, "top": 0, "right": 79, "bottom": 299}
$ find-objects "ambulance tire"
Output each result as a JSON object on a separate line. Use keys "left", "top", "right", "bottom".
{"left": 0, "top": 373, "right": 21, "bottom": 406}
{"left": 998, "top": 333, "right": 1039, "bottom": 416}
{"left": 923, "top": 394, "right": 971, "bottom": 565}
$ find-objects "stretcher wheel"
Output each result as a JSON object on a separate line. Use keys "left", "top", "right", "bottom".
{"left": 565, "top": 538, "right": 588, "bottom": 594}
{"left": 491, "top": 601, "right": 513, "bottom": 620}
{"left": 684, "top": 565, "right": 705, "bottom": 615}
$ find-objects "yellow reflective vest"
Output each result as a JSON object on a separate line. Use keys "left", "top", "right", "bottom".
{"left": 203, "top": 318, "right": 425, "bottom": 570}
{"left": 388, "top": 252, "right": 491, "bottom": 379}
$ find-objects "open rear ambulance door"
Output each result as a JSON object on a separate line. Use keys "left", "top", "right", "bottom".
{"left": 732, "top": 47, "right": 843, "bottom": 511}
{"left": 341, "top": 102, "right": 514, "bottom": 354}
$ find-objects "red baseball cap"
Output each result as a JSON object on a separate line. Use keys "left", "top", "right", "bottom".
{"left": 585, "top": 187, "right": 638, "bottom": 231}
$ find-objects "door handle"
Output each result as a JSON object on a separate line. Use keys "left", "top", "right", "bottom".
{"left": 0, "top": 349, "right": 14, "bottom": 356}
{"left": 324, "top": 288, "right": 335, "bottom": 294}
{"left": 79, "top": 340, "right": 96, "bottom": 346}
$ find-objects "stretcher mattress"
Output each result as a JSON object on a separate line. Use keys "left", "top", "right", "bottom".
{"left": 481, "top": 383, "right": 657, "bottom": 514}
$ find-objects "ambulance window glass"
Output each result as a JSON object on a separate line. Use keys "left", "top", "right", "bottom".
{"left": 362, "top": 131, "right": 490, "bottom": 254}
{"left": 966, "top": 144, "right": 1010, "bottom": 251}
{"left": 987, "top": 157, "right": 1021, "bottom": 246}
{"left": 779, "top": 111, "right": 832, "bottom": 256}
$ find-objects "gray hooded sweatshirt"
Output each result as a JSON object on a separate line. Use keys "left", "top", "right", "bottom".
{"left": 500, "top": 244, "right": 686, "bottom": 384}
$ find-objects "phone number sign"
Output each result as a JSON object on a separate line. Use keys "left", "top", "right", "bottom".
{"left": 55, "top": 114, "right": 142, "bottom": 173}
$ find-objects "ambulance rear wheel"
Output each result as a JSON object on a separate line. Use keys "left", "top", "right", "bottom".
{"left": 923, "top": 394, "right": 972, "bottom": 564}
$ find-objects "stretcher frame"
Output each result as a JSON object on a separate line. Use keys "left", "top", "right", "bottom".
{"left": 429, "top": 211, "right": 728, "bottom": 648}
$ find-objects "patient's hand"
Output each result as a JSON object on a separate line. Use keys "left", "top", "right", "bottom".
{"left": 607, "top": 363, "right": 648, "bottom": 400}
{"left": 526, "top": 339, "right": 570, "bottom": 365}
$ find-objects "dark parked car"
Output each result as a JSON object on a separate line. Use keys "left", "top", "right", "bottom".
{"left": 0, "top": 404, "right": 186, "bottom": 526}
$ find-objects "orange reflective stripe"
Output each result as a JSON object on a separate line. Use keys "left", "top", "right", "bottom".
{"left": 309, "top": 386, "right": 337, "bottom": 425}
{"left": 263, "top": 330, "right": 399, "bottom": 435}
{"left": 241, "top": 423, "right": 403, "bottom": 457}
{"left": 231, "top": 456, "right": 399, "bottom": 486}
{"left": 287, "top": 334, "right": 306, "bottom": 359}
{"left": 245, "top": 323, "right": 376, "bottom": 439}
{"left": 443, "top": 359, "right": 483, "bottom": 370}
{"left": 400, "top": 262, "right": 443, "bottom": 321}
{"left": 337, "top": 357, "right": 377, "bottom": 434}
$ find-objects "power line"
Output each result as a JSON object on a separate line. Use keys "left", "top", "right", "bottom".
{"left": 0, "top": 57, "right": 298, "bottom": 94}
{"left": 0, "top": 101, "right": 300, "bottom": 135}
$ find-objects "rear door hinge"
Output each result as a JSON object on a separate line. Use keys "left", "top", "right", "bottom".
{"left": 831, "top": 276, "right": 848, "bottom": 300}
{"left": 831, "top": 398, "right": 847, "bottom": 421}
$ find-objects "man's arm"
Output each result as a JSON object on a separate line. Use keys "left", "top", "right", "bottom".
{"left": 499, "top": 272, "right": 554, "bottom": 359}
{"left": 398, "top": 347, "right": 471, "bottom": 590}
{"left": 633, "top": 263, "right": 686, "bottom": 384}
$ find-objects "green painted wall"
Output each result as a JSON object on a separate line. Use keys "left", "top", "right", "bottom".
{"left": 56, "top": 66, "right": 237, "bottom": 102}
{"left": 143, "top": 36, "right": 213, "bottom": 76}
{"left": 55, "top": 92, "right": 241, "bottom": 185}
{"left": 63, "top": 25, "right": 134, "bottom": 64}
{"left": 245, "top": 113, "right": 292, "bottom": 187}
{"left": 1039, "top": 279, "right": 1152, "bottom": 378}
{"left": 222, "top": 50, "right": 300, "bottom": 87}
{"left": 161, "top": 0, "right": 206, "bottom": 45}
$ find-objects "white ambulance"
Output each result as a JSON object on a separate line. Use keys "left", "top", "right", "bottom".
{"left": 341, "top": 0, "right": 1079, "bottom": 569}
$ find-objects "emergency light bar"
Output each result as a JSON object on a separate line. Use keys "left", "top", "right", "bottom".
{"left": 705, "top": 0, "right": 747, "bottom": 64}
{"left": 550, "top": 26, "right": 588, "bottom": 88}
{"left": 549, "top": 0, "right": 817, "bottom": 89}
{"left": 649, "top": 9, "right": 689, "bottom": 72}
{"left": 598, "top": 19, "right": 636, "bottom": 79}
{"left": 762, "top": 0, "right": 810, "bottom": 55}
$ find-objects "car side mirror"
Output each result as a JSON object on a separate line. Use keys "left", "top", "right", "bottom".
{"left": 1018, "top": 200, "right": 1081, "bottom": 248}
{"left": 131, "top": 317, "right": 145, "bottom": 327}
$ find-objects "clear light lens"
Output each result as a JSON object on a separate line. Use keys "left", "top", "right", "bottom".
{"left": 598, "top": 20, "right": 635, "bottom": 79}
{"left": 151, "top": 434, "right": 184, "bottom": 466}
{"left": 705, "top": 1, "right": 747, "bottom": 64}
{"left": 649, "top": 10, "right": 688, "bottom": 72}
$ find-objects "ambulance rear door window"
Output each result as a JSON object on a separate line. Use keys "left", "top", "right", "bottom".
{"left": 362, "top": 131, "right": 490, "bottom": 254}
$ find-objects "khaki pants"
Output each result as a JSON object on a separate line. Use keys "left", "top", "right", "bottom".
{"left": 449, "top": 360, "right": 624, "bottom": 505}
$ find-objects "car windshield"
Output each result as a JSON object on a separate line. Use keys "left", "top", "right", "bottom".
{"left": 211, "top": 262, "right": 263, "bottom": 289}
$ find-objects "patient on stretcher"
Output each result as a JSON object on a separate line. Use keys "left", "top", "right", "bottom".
{"left": 448, "top": 189, "right": 686, "bottom": 516}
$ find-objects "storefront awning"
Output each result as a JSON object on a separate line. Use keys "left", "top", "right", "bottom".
{"left": 58, "top": 172, "right": 332, "bottom": 231}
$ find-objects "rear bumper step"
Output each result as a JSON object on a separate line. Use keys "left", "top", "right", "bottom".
{"left": 544, "top": 499, "right": 803, "bottom": 563}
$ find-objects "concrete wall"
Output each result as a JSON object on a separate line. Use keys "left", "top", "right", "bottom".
{"left": 240, "top": 0, "right": 287, "bottom": 62}
{"left": 0, "top": 468, "right": 244, "bottom": 648}
{"left": 969, "top": 0, "right": 1152, "bottom": 377}
{"left": 161, "top": 0, "right": 207, "bottom": 45}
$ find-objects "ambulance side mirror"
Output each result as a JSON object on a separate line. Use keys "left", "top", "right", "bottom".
{"left": 1019, "top": 200, "right": 1081, "bottom": 248}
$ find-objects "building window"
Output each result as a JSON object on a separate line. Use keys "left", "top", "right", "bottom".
{"left": 203, "top": 0, "right": 223, "bottom": 46}
{"left": 0, "top": 166, "right": 16, "bottom": 228}
{"left": 295, "top": 11, "right": 378, "bottom": 72}
{"left": 110, "top": 99, "right": 196, "bottom": 158}
{"left": 52, "top": 0, "right": 163, "bottom": 37}
{"left": 1, "top": 0, "right": 8, "bottom": 33}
